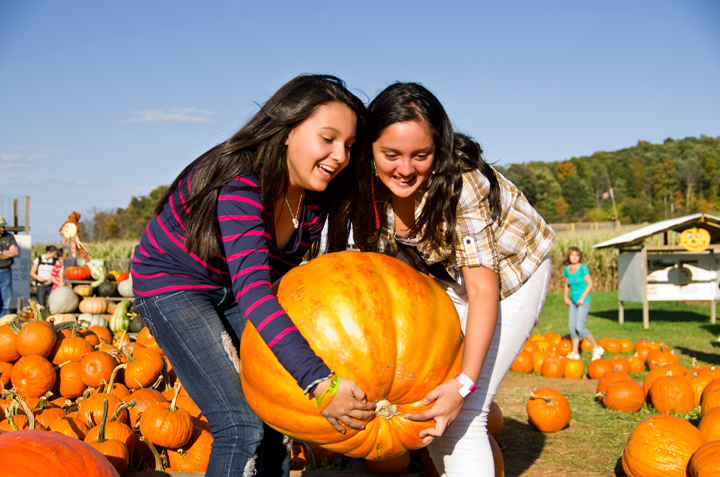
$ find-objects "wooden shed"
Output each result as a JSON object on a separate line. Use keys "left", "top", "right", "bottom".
{"left": 593, "top": 213, "right": 720, "bottom": 329}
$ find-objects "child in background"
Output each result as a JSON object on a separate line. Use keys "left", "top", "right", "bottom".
{"left": 563, "top": 247, "right": 603, "bottom": 360}
{"left": 50, "top": 256, "right": 64, "bottom": 290}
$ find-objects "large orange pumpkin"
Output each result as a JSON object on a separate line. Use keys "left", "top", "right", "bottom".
{"left": 526, "top": 388, "right": 571, "bottom": 433}
{"left": 621, "top": 415, "right": 704, "bottom": 477}
{"left": 0, "top": 430, "right": 120, "bottom": 476}
{"left": 239, "top": 251, "right": 463, "bottom": 460}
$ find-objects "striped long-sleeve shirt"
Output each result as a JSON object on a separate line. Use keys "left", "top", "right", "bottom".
{"left": 131, "top": 173, "right": 332, "bottom": 392}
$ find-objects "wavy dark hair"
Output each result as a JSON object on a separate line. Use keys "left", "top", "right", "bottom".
{"left": 562, "top": 246, "right": 584, "bottom": 265}
{"left": 156, "top": 74, "right": 366, "bottom": 260}
{"left": 352, "top": 82, "right": 499, "bottom": 252}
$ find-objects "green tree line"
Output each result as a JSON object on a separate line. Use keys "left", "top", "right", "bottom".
{"left": 81, "top": 135, "right": 720, "bottom": 241}
{"left": 496, "top": 134, "right": 720, "bottom": 224}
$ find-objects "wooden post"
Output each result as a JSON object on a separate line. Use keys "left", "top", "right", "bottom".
{"left": 24, "top": 196, "right": 30, "bottom": 234}
{"left": 12, "top": 199, "right": 18, "bottom": 229}
{"left": 641, "top": 245, "right": 649, "bottom": 329}
{"left": 712, "top": 300, "right": 716, "bottom": 325}
{"left": 618, "top": 300, "right": 624, "bottom": 324}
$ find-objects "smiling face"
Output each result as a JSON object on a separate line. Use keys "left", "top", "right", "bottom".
{"left": 285, "top": 101, "right": 357, "bottom": 193}
{"left": 372, "top": 119, "right": 435, "bottom": 201}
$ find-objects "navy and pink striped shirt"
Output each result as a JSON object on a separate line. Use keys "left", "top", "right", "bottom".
{"left": 132, "top": 173, "right": 332, "bottom": 392}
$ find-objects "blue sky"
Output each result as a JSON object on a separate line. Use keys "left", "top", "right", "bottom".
{"left": 1, "top": 0, "right": 719, "bottom": 241}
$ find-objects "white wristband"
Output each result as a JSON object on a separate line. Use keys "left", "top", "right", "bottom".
{"left": 455, "top": 373, "right": 477, "bottom": 399}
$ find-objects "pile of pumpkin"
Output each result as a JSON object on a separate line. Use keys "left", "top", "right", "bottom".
{"left": 0, "top": 304, "right": 212, "bottom": 475}
{"left": 620, "top": 371, "right": 720, "bottom": 475}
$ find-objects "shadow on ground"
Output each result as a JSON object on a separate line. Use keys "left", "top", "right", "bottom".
{"left": 497, "top": 417, "right": 545, "bottom": 477}
{"left": 590, "top": 309, "right": 711, "bottom": 324}
{"left": 614, "top": 457, "right": 627, "bottom": 476}
{"left": 675, "top": 346, "right": 720, "bottom": 365}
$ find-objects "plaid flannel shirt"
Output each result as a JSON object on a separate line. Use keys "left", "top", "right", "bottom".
{"left": 374, "top": 168, "right": 555, "bottom": 300}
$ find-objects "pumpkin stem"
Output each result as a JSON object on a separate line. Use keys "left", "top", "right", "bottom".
{"left": 169, "top": 381, "right": 181, "bottom": 412}
{"left": 34, "top": 392, "right": 54, "bottom": 411}
{"left": 53, "top": 321, "right": 79, "bottom": 333}
{"left": 7, "top": 414, "right": 19, "bottom": 431}
{"left": 140, "top": 436, "right": 166, "bottom": 471}
{"left": 95, "top": 398, "right": 109, "bottom": 443}
{"left": 82, "top": 385, "right": 95, "bottom": 401}
{"left": 120, "top": 344, "right": 134, "bottom": 363}
{"left": 97, "top": 379, "right": 107, "bottom": 394}
{"left": 28, "top": 299, "right": 42, "bottom": 322}
{"left": 85, "top": 410, "right": 95, "bottom": 429}
{"left": 107, "top": 363, "right": 128, "bottom": 392}
{"left": 374, "top": 400, "right": 400, "bottom": 420}
{"left": 3, "top": 390, "right": 36, "bottom": 430}
{"left": 9, "top": 318, "right": 23, "bottom": 335}
{"left": 110, "top": 400, "right": 136, "bottom": 423}
{"left": 150, "top": 373, "right": 164, "bottom": 391}
{"left": 54, "top": 360, "right": 73, "bottom": 372}
{"left": 530, "top": 393, "right": 554, "bottom": 404}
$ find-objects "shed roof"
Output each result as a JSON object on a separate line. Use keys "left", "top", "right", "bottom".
{"left": 593, "top": 213, "right": 720, "bottom": 249}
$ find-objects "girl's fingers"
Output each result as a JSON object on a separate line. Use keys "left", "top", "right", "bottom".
{"left": 327, "top": 417, "right": 346, "bottom": 434}
{"left": 338, "top": 416, "right": 365, "bottom": 431}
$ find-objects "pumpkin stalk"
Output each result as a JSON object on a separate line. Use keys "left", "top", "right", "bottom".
{"left": 150, "top": 373, "right": 164, "bottom": 390}
{"left": 86, "top": 410, "right": 95, "bottom": 429}
{"left": 169, "top": 381, "right": 182, "bottom": 412}
{"left": 140, "top": 436, "right": 166, "bottom": 471}
{"left": 53, "top": 321, "right": 79, "bottom": 333}
{"left": 106, "top": 363, "right": 128, "bottom": 392}
{"left": 54, "top": 360, "right": 73, "bottom": 372}
{"left": 28, "top": 299, "right": 42, "bottom": 322}
{"left": 97, "top": 379, "right": 107, "bottom": 394}
{"left": 95, "top": 399, "right": 109, "bottom": 443}
{"left": 3, "top": 389, "right": 36, "bottom": 430}
{"left": 530, "top": 393, "right": 554, "bottom": 404}
{"left": 110, "top": 400, "right": 136, "bottom": 422}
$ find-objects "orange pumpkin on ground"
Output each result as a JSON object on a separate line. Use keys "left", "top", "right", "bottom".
{"left": 581, "top": 338, "right": 593, "bottom": 352}
{"left": 621, "top": 415, "right": 704, "bottom": 477}
{"left": 618, "top": 339, "right": 633, "bottom": 353}
{"left": 541, "top": 357, "right": 564, "bottom": 378}
{"left": 604, "top": 339, "right": 620, "bottom": 354}
{"left": 80, "top": 351, "right": 118, "bottom": 388}
{"left": 642, "top": 364, "right": 684, "bottom": 400}
{"left": 596, "top": 371, "right": 632, "bottom": 400}
{"left": 0, "top": 429, "right": 120, "bottom": 476}
{"left": 649, "top": 376, "right": 694, "bottom": 415}
{"left": 607, "top": 357, "right": 630, "bottom": 374}
{"left": 587, "top": 359, "right": 613, "bottom": 380}
{"left": 544, "top": 331, "right": 562, "bottom": 347}
{"left": 688, "top": 373, "right": 713, "bottom": 407}
{"left": 240, "top": 251, "right": 464, "bottom": 460}
{"left": 627, "top": 354, "right": 645, "bottom": 374}
{"left": 698, "top": 406, "right": 720, "bottom": 441}
{"left": 687, "top": 441, "right": 720, "bottom": 477}
{"left": 10, "top": 355, "right": 56, "bottom": 398}
{"left": 647, "top": 349, "right": 680, "bottom": 370}
{"left": 532, "top": 350, "right": 549, "bottom": 374}
{"left": 139, "top": 383, "right": 193, "bottom": 449}
{"left": 510, "top": 351, "right": 533, "bottom": 374}
{"left": 0, "top": 325, "right": 20, "bottom": 362}
{"left": 57, "top": 362, "right": 87, "bottom": 399}
{"left": 563, "top": 358, "right": 584, "bottom": 380}
{"left": 50, "top": 416, "right": 89, "bottom": 440}
{"left": 521, "top": 341, "right": 538, "bottom": 354}
{"left": 0, "top": 361, "right": 12, "bottom": 389}
{"left": 526, "top": 388, "right": 571, "bottom": 432}
{"left": 166, "top": 426, "right": 214, "bottom": 472}
{"left": 487, "top": 401, "right": 504, "bottom": 440}
{"left": 489, "top": 434, "right": 505, "bottom": 477}
{"left": 85, "top": 400, "right": 130, "bottom": 474}
{"left": 701, "top": 388, "right": 720, "bottom": 417}
{"left": 555, "top": 339, "right": 572, "bottom": 357}
{"left": 601, "top": 380, "right": 644, "bottom": 412}
{"left": 16, "top": 321, "right": 57, "bottom": 358}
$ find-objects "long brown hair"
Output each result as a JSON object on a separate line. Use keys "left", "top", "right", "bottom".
{"left": 352, "top": 82, "right": 499, "bottom": 252}
{"left": 562, "top": 246, "right": 584, "bottom": 266}
{"left": 156, "top": 74, "right": 366, "bottom": 260}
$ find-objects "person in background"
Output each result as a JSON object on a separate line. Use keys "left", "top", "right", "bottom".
{"left": 50, "top": 255, "right": 64, "bottom": 291}
{"left": 30, "top": 245, "right": 59, "bottom": 306}
{"left": 562, "top": 246, "right": 603, "bottom": 360}
{"left": 0, "top": 216, "right": 19, "bottom": 316}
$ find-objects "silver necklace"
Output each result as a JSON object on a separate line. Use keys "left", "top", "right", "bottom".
{"left": 284, "top": 192, "right": 304, "bottom": 229}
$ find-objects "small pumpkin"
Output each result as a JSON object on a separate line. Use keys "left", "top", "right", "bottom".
{"left": 117, "top": 276, "right": 134, "bottom": 298}
{"left": 139, "top": 383, "right": 193, "bottom": 449}
{"left": 10, "top": 355, "right": 57, "bottom": 398}
{"left": 526, "top": 388, "right": 571, "bottom": 432}
{"left": 687, "top": 441, "right": 720, "bottom": 477}
{"left": 108, "top": 300, "right": 131, "bottom": 333}
{"left": 47, "top": 286, "right": 80, "bottom": 314}
{"left": 16, "top": 321, "right": 57, "bottom": 358}
{"left": 80, "top": 351, "right": 119, "bottom": 388}
{"left": 487, "top": 401, "right": 504, "bottom": 440}
{"left": 73, "top": 284, "right": 93, "bottom": 297}
{"left": 563, "top": 358, "right": 584, "bottom": 380}
{"left": 49, "top": 416, "right": 90, "bottom": 440}
{"left": 85, "top": 399, "right": 130, "bottom": 474}
{"left": 78, "top": 314, "right": 108, "bottom": 329}
{"left": 165, "top": 426, "right": 214, "bottom": 472}
{"left": 510, "top": 351, "right": 533, "bottom": 374}
{"left": 97, "top": 281, "right": 117, "bottom": 298}
{"left": 649, "top": 375, "right": 694, "bottom": 415}
{"left": 79, "top": 298, "right": 108, "bottom": 315}
{"left": 600, "top": 380, "right": 644, "bottom": 412}
{"left": 0, "top": 324, "right": 21, "bottom": 362}
{"left": 541, "top": 357, "right": 564, "bottom": 378}
{"left": 698, "top": 406, "right": 720, "bottom": 441}
{"left": 65, "top": 266, "right": 92, "bottom": 280}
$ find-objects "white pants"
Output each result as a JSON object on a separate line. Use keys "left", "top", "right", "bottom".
{"left": 428, "top": 259, "right": 552, "bottom": 477}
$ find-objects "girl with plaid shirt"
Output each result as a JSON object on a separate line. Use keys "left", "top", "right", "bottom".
{"left": 352, "top": 83, "right": 555, "bottom": 476}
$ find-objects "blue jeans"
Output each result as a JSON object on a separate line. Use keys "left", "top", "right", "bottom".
{"left": 136, "top": 287, "right": 290, "bottom": 477}
{"left": 568, "top": 302, "right": 591, "bottom": 339}
{"left": 0, "top": 267, "right": 12, "bottom": 316}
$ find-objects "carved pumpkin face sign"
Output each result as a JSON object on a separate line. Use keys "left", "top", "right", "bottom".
{"left": 680, "top": 227, "right": 711, "bottom": 251}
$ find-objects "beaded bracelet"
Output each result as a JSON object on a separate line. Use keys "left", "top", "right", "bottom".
{"left": 317, "top": 375, "right": 342, "bottom": 412}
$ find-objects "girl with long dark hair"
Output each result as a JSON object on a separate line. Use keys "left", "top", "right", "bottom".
{"left": 352, "top": 82, "right": 555, "bottom": 476}
{"left": 132, "top": 74, "right": 375, "bottom": 476}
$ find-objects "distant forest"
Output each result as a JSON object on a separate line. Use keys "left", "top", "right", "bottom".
{"left": 81, "top": 135, "right": 720, "bottom": 241}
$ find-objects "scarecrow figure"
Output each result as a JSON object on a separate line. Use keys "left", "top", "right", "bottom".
{"left": 59, "top": 211, "right": 106, "bottom": 287}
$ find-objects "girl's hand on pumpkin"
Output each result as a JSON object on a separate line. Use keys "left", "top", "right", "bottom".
{"left": 403, "top": 379, "right": 466, "bottom": 444}
{"left": 314, "top": 377, "right": 376, "bottom": 434}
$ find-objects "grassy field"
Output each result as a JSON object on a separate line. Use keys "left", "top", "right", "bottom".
{"left": 494, "top": 291, "right": 719, "bottom": 476}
